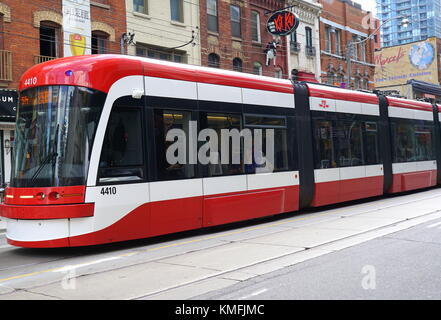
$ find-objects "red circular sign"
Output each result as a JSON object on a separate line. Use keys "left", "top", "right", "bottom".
{"left": 266, "top": 10, "right": 300, "bottom": 36}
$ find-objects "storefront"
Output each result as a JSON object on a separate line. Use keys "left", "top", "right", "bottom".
{"left": 0, "top": 89, "right": 17, "bottom": 186}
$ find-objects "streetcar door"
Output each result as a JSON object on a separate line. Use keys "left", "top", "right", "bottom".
{"left": 90, "top": 96, "right": 150, "bottom": 243}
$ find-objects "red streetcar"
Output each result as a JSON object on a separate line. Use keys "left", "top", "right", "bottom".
{"left": 0, "top": 54, "right": 439, "bottom": 248}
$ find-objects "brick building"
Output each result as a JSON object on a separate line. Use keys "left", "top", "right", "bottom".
{"left": 0, "top": 0, "right": 127, "bottom": 184}
{"left": 318, "top": 0, "right": 376, "bottom": 90}
{"left": 200, "top": 0, "right": 289, "bottom": 78}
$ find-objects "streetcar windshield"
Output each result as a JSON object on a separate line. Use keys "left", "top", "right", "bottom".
{"left": 11, "top": 86, "right": 106, "bottom": 187}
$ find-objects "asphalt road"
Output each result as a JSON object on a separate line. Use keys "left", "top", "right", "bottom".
{"left": 194, "top": 217, "right": 441, "bottom": 300}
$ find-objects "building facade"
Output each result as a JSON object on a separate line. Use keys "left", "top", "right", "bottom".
{"left": 377, "top": 0, "right": 441, "bottom": 48}
{"left": 319, "top": 0, "right": 376, "bottom": 90}
{"left": 126, "top": 0, "right": 201, "bottom": 65}
{"left": 0, "top": 0, "right": 126, "bottom": 185}
{"left": 286, "top": 0, "right": 321, "bottom": 82}
{"left": 199, "top": 0, "right": 289, "bottom": 78}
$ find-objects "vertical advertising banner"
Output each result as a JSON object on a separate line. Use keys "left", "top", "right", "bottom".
{"left": 62, "top": 0, "right": 91, "bottom": 57}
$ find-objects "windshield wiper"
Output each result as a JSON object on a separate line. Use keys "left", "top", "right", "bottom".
{"left": 29, "top": 124, "right": 59, "bottom": 186}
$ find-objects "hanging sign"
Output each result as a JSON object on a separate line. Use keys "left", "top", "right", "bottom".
{"left": 266, "top": 10, "right": 300, "bottom": 36}
{"left": 62, "top": 0, "right": 92, "bottom": 57}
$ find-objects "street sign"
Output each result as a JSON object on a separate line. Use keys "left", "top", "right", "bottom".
{"left": 266, "top": 10, "right": 300, "bottom": 36}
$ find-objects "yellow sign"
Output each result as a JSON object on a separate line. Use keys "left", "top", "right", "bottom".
{"left": 374, "top": 38, "right": 438, "bottom": 87}
{"left": 69, "top": 34, "right": 86, "bottom": 56}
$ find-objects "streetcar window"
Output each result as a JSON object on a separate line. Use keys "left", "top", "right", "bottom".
{"left": 415, "top": 122, "right": 434, "bottom": 161}
{"left": 363, "top": 121, "right": 381, "bottom": 165}
{"left": 244, "top": 114, "right": 289, "bottom": 173}
{"left": 154, "top": 109, "right": 196, "bottom": 181}
{"left": 312, "top": 112, "right": 381, "bottom": 169}
{"left": 98, "top": 104, "right": 144, "bottom": 183}
{"left": 201, "top": 112, "right": 244, "bottom": 176}
{"left": 312, "top": 116, "right": 336, "bottom": 169}
{"left": 335, "top": 118, "right": 364, "bottom": 167}
{"left": 391, "top": 118, "right": 435, "bottom": 163}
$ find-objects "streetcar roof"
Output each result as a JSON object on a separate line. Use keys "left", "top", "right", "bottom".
{"left": 18, "top": 54, "right": 437, "bottom": 113}
{"left": 19, "top": 54, "right": 293, "bottom": 94}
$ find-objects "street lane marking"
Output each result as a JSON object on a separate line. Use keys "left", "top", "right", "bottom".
{"left": 427, "top": 221, "right": 441, "bottom": 229}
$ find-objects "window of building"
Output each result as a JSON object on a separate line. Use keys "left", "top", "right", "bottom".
{"left": 251, "top": 11, "right": 260, "bottom": 42}
{"left": 136, "top": 43, "right": 187, "bottom": 63}
{"left": 170, "top": 0, "right": 184, "bottom": 22}
{"left": 336, "top": 74, "right": 344, "bottom": 86}
{"left": 39, "top": 23, "right": 59, "bottom": 58}
{"left": 0, "top": 14, "right": 4, "bottom": 50}
{"left": 208, "top": 53, "right": 220, "bottom": 68}
{"left": 133, "top": 0, "right": 148, "bottom": 15}
{"left": 207, "top": 0, "right": 218, "bottom": 32}
{"left": 354, "top": 77, "right": 360, "bottom": 90}
{"left": 362, "top": 78, "right": 369, "bottom": 90}
{"left": 327, "top": 73, "right": 336, "bottom": 85}
{"left": 231, "top": 5, "right": 241, "bottom": 38}
{"left": 275, "top": 68, "right": 283, "bottom": 79}
{"left": 154, "top": 109, "right": 195, "bottom": 181}
{"left": 253, "top": 62, "right": 262, "bottom": 75}
{"left": 305, "top": 27, "right": 313, "bottom": 48}
{"left": 290, "top": 30, "right": 297, "bottom": 43}
{"left": 92, "top": 31, "right": 108, "bottom": 54}
{"left": 325, "top": 26, "right": 332, "bottom": 52}
{"left": 98, "top": 99, "right": 145, "bottom": 183}
{"left": 352, "top": 35, "right": 359, "bottom": 60}
{"left": 233, "top": 57, "right": 243, "bottom": 72}
{"left": 360, "top": 39, "right": 366, "bottom": 62}
{"left": 335, "top": 29, "right": 341, "bottom": 55}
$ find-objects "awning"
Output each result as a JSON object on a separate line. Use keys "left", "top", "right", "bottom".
{"left": 407, "top": 79, "right": 441, "bottom": 97}
{"left": 0, "top": 89, "right": 17, "bottom": 122}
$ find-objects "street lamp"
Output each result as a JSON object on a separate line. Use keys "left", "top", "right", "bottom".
{"left": 345, "top": 15, "right": 410, "bottom": 89}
